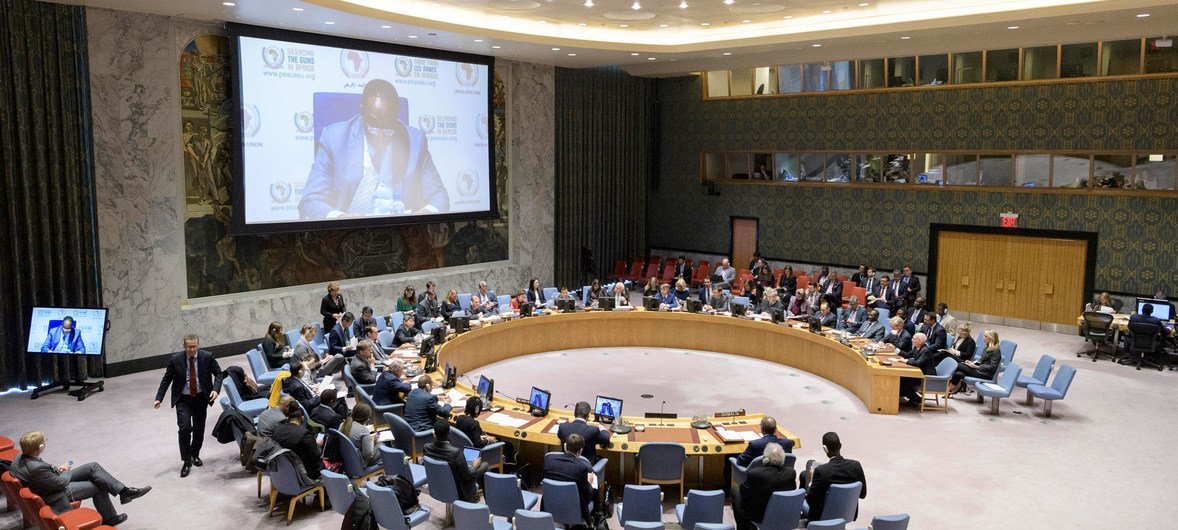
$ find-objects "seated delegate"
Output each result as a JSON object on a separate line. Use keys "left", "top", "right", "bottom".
{"left": 754, "top": 288, "right": 785, "bottom": 317}
{"left": 654, "top": 283, "right": 680, "bottom": 311}
{"left": 735, "top": 442, "right": 795, "bottom": 530}
{"left": 949, "top": 330, "right": 1001, "bottom": 395}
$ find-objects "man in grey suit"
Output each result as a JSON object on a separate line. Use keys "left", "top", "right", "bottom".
{"left": 703, "top": 286, "right": 731, "bottom": 313}
{"left": 840, "top": 296, "right": 868, "bottom": 333}
{"left": 856, "top": 310, "right": 887, "bottom": 341}
{"left": 404, "top": 376, "right": 452, "bottom": 432}
{"left": 10, "top": 432, "right": 150, "bottom": 526}
{"left": 299, "top": 79, "right": 448, "bottom": 219}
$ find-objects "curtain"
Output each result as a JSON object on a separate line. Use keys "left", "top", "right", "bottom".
{"left": 0, "top": 0, "right": 102, "bottom": 389}
{"left": 554, "top": 67, "right": 656, "bottom": 288}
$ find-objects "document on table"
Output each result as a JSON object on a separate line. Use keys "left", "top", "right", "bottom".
{"left": 715, "top": 429, "right": 759, "bottom": 442}
{"left": 486, "top": 413, "right": 530, "bottom": 428}
{"left": 319, "top": 375, "right": 333, "bottom": 387}
{"left": 376, "top": 430, "right": 395, "bottom": 443}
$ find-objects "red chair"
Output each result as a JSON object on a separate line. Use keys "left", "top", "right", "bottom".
{"left": 647, "top": 255, "right": 661, "bottom": 266}
{"left": 837, "top": 274, "right": 849, "bottom": 282}
{"left": 773, "top": 270, "right": 784, "bottom": 287}
{"left": 20, "top": 488, "right": 96, "bottom": 530}
{"left": 797, "top": 276, "right": 810, "bottom": 290}
{"left": 0, "top": 436, "right": 13, "bottom": 452}
{"left": 0, "top": 448, "right": 16, "bottom": 462}
{"left": 692, "top": 261, "right": 711, "bottom": 286}
{"left": 607, "top": 260, "right": 627, "bottom": 280}
{"left": 618, "top": 260, "right": 641, "bottom": 282}
{"left": 2, "top": 471, "right": 25, "bottom": 523}
{"left": 642, "top": 262, "right": 660, "bottom": 281}
{"left": 660, "top": 264, "right": 676, "bottom": 282}
{"left": 794, "top": 270, "right": 807, "bottom": 278}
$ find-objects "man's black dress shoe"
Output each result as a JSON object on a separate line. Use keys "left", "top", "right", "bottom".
{"left": 192, "top": 456, "right": 203, "bottom": 467}
{"left": 119, "top": 486, "right": 151, "bottom": 504}
{"left": 180, "top": 462, "right": 192, "bottom": 478}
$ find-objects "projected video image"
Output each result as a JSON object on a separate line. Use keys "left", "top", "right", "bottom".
{"left": 26, "top": 307, "right": 107, "bottom": 356}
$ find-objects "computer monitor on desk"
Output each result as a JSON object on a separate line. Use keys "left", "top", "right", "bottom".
{"left": 476, "top": 375, "right": 494, "bottom": 410}
{"left": 599, "top": 297, "right": 616, "bottom": 310}
{"left": 642, "top": 297, "right": 659, "bottom": 311}
{"left": 528, "top": 387, "right": 550, "bottom": 417}
{"left": 594, "top": 395, "right": 622, "bottom": 423}
{"left": 555, "top": 299, "right": 576, "bottom": 312}
{"left": 771, "top": 308, "right": 785, "bottom": 324}
{"left": 519, "top": 302, "right": 535, "bottom": 318}
{"left": 685, "top": 299, "right": 702, "bottom": 313}
{"left": 1137, "top": 298, "right": 1173, "bottom": 320}
{"left": 731, "top": 302, "right": 747, "bottom": 318}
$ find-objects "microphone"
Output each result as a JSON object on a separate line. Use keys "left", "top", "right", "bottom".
{"left": 660, "top": 400, "right": 667, "bottom": 426}
{"left": 462, "top": 374, "right": 478, "bottom": 387}
{"left": 561, "top": 402, "right": 575, "bottom": 409}
{"left": 495, "top": 389, "right": 519, "bottom": 403}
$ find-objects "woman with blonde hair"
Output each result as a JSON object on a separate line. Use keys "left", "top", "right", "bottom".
{"left": 943, "top": 322, "right": 976, "bottom": 364}
{"left": 673, "top": 278, "right": 691, "bottom": 302}
{"left": 320, "top": 281, "right": 346, "bottom": 333}
{"left": 949, "top": 329, "right": 1001, "bottom": 395}
{"left": 441, "top": 288, "right": 462, "bottom": 319}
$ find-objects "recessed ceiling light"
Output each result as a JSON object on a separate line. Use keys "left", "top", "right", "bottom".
{"left": 722, "top": 52, "right": 732, "bottom": 56}
{"left": 783, "top": 15, "right": 793, "bottom": 19}
{"left": 1007, "top": 25, "right": 1019, "bottom": 29}
{"left": 222, "top": 2, "right": 235, "bottom": 6}
{"left": 659, "top": 24, "right": 669, "bottom": 27}
{"left": 724, "top": 0, "right": 734, "bottom": 4}
{"left": 701, "top": 22, "right": 710, "bottom": 26}
{"left": 859, "top": 2, "right": 870, "bottom": 6}
{"left": 474, "top": 39, "right": 483, "bottom": 42}
{"left": 631, "top": 1, "right": 641, "bottom": 10}
{"left": 325, "top": 21, "right": 335, "bottom": 25}
{"left": 1137, "top": 13, "right": 1150, "bottom": 18}
{"left": 647, "top": 57, "right": 656, "bottom": 60}
{"left": 408, "top": 35, "right": 418, "bottom": 38}
{"left": 537, "top": 20, "right": 547, "bottom": 23}
{"left": 583, "top": 0, "right": 593, "bottom": 6}
{"left": 292, "top": 7, "right": 304, "bottom": 11}
{"left": 900, "top": 36, "right": 911, "bottom": 40}
{"left": 568, "top": 53, "right": 576, "bottom": 56}
{"left": 679, "top": 0, "right": 689, "bottom": 8}
{"left": 812, "top": 43, "right": 822, "bottom": 47}
{"left": 631, "top": 52, "right": 640, "bottom": 56}
{"left": 492, "top": 45, "right": 501, "bottom": 49}
{"left": 619, "top": 24, "right": 629, "bottom": 27}
{"left": 742, "top": 20, "right": 751, "bottom": 23}
{"left": 578, "top": 23, "right": 587, "bottom": 26}
{"left": 381, "top": 25, "right": 391, "bottom": 29}
{"left": 552, "top": 47, "right": 561, "bottom": 51}
{"left": 822, "top": 10, "right": 832, "bottom": 14}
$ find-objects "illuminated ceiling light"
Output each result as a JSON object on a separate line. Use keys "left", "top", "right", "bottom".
{"left": 659, "top": 24, "right": 669, "bottom": 27}
{"left": 783, "top": 15, "right": 793, "bottom": 19}
{"left": 900, "top": 36, "right": 911, "bottom": 39}
{"left": 222, "top": 2, "right": 235, "bottom": 6}
{"left": 292, "top": 7, "right": 304, "bottom": 11}
{"left": 724, "top": 0, "right": 734, "bottom": 5}
{"left": 408, "top": 35, "right": 418, "bottom": 38}
{"left": 583, "top": 0, "right": 594, "bottom": 7}
{"left": 811, "top": 43, "right": 822, "bottom": 47}
{"left": 742, "top": 20, "right": 751, "bottom": 23}
{"left": 552, "top": 47, "right": 561, "bottom": 51}
{"left": 474, "top": 39, "right": 483, "bottom": 42}
{"left": 722, "top": 52, "right": 732, "bottom": 55}
{"left": 701, "top": 22, "right": 710, "bottom": 26}
{"left": 381, "top": 25, "right": 391, "bottom": 29}
{"left": 578, "top": 22, "right": 587, "bottom": 26}
{"left": 492, "top": 45, "right": 501, "bottom": 48}
{"left": 631, "top": 52, "right": 640, "bottom": 55}
{"left": 859, "top": 2, "right": 870, "bottom": 6}
{"left": 822, "top": 10, "right": 832, "bottom": 14}
{"left": 568, "top": 53, "right": 577, "bottom": 56}
{"left": 619, "top": 24, "right": 629, "bottom": 27}
{"left": 325, "top": 21, "right": 335, "bottom": 25}
{"left": 647, "top": 57, "right": 656, "bottom": 60}
{"left": 1137, "top": 13, "right": 1151, "bottom": 18}
{"left": 679, "top": 0, "right": 688, "bottom": 8}
{"left": 1007, "top": 25, "right": 1020, "bottom": 29}
{"left": 631, "top": 1, "right": 641, "bottom": 10}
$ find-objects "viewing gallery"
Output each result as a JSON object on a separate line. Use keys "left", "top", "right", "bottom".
{"left": 1, "top": 1, "right": 1176, "bottom": 530}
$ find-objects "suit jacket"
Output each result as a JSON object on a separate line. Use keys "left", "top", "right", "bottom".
{"left": 883, "top": 329, "right": 913, "bottom": 354}
{"left": 735, "top": 434, "right": 795, "bottom": 467}
{"left": 886, "top": 282, "right": 904, "bottom": 310}
{"left": 373, "top": 372, "right": 413, "bottom": 406}
{"left": 39, "top": 326, "right": 85, "bottom": 354}
{"left": 778, "top": 275, "right": 797, "bottom": 293}
{"left": 557, "top": 419, "right": 611, "bottom": 462}
{"left": 543, "top": 451, "right": 595, "bottom": 523}
{"left": 327, "top": 323, "right": 352, "bottom": 357}
{"left": 424, "top": 441, "right": 480, "bottom": 502}
{"left": 351, "top": 318, "right": 378, "bottom": 340}
{"left": 282, "top": 376, "right": 320, "bottom": 410}
{"left": 261, "top": 336, "right": 287, "bottom": 369}
{"left": 415, "top": 299, "right": 442, "bottom": 323}
{"left": 859, "top": 276, "right": 877, "bottom": 295}
{"left": 899, "top": 274, "right": 921, "bottom": 297}
{"left": 10, "top": 454, "right": 74, "bottom": 513}
{"left": 816, "top": 311, "right": 837, "bottom": 329}
{"left": 754, "top": 298, "right": 785, "bottom": 315}
{"left": 788, "top": 296, "right": 810, "bottom": 317}
{"left": 806, "top": 456, "right": 867, "bottom": 521}
{"left": 715, "top": 266, "right": 736, "bottom": 285}
{"left": 320, "top": 294, "right": 346, "bottom": 334}
{"left": 871, "top": 282, "right": 895, "bottom": 309}
{"left": 404, "top": 387, "right": 451, "bottom": 432}
{"left": 526, "top": 289, "right": 546, "bottom": 305}
{"left": 349, "top": 357, "right": 378, "bottom": 385}
{"left": 841, "top": 306, "right": 868, "bottom": 333}
{"left": 293, "top": 338, "right": 317, "bottom": 364}
{"left": 922, "top": 322, "right": 947, "bottom": 352}
{"left": 299, "top": 115, "right": 447, "bottom": 218}
{"left": 939, "top": 314, "right": 959, "bottom": 335}
{"left": 271, "top": 421, "right": 324, "bottom": 479}
{"left": 739, "top": 462, "right": 797, "bottom": 523}
{"left": 857, "top": 320, "right": 887, "bottom": 341}
{"left": 674, "top": 262, "right": 692, "bottom": 279}
{"left": 823, "top": 278, "right": 844, "bottom": 300}
{"left": 477, "top": 290, "right": 498, "bottom": 310}
{"left": 850, "top": 272, "right": 865, "bottom": 285}
{"left": 905, "top": 344, "right": 938, "bottom": 374}
{"left": 393, "top": 325, "right": 416, "bottom": 346}
{"left": 975, "top": 346, "right": 1003, "bottom": 376}
{"left": 706, "top": 293, "right": 731, "bottom": 312}
{"left": 906, "top": 307, "right": 927, "bottom": 330}
{"left": 155, "top": 350, "right": 225, "bottom": 407}
{"left": 310, "top": 404, "right": 344, "bottom": 432}
{"left": 950, "top": 336, "right": 977, "bottom": 362}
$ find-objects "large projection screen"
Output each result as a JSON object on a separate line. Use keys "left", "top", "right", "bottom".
{"left": 229, "top": 24, "right": 497, "bottom": 234}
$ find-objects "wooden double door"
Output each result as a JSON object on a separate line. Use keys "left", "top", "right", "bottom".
{"left": 936, "top": 231, "right": 1087, "bottom": 327}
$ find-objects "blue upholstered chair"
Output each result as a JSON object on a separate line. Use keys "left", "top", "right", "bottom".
{"left": 514, "top": 509, "right": 557, "bottom": 530}
{"left": 581, "top": 286, "right": 592, "bottom": 306}
{"left": 389, "top": 311, "right": 405, "bottom": 331}
{"left": 266, "top": 452, "right": 325, "bottom": 523}
{"left": 377, "top": 330, "right": 396, "bottom": 350}
{"left": 319, "top": 470, "right": 355, "bottom": 516}
{"left": 367, "top": 480, "right": 431, "bottom": 529}
{"left": 542, "top": 287, "right": 559, "bottom": 305}
{"left": 970, "top": 331, "right": 987, "bottom": 361}
{"left": 874, "top": 307, "right": 889, "bottom": 322}
{"left": 354, "top": 384, "right": 400, "bottom": 431}
{"left": 617, "top": 484, "right": 663, "bottom": 525}
{"left": 999, "top": 339, "right": 1018, "bottom": 365}
{"left": 920, "top": 357, "right": 959, "bottom": 413}
{"left": 731, "top": 296, "right": 751, "bottom": 311}
{"left": 422, "top": 320, "right": 440, "bottom": 333}
{"left": 342, "top": 364, "right": 376, "bottom": 396}
{"left": 806, "top": 519, "right": 846, "bottom": 529}
{"left": 246, "top": 349, "right": 283, "bottom": 387}
{"left": 484, "top": 472, "right": 539, "bottom": 521}
{"left": 755, "top": 488, "right": 805, "bottom": 530}
{"left": 422, "top": 456, "right": 462, "bottom": 509}
{"left": 221, "top": 374, "right": 268, "bottom": 419}
{"left": 963, "top": 342, "right": 1014, "bottom": 399}
{"left": 458, "top": 293, "right": 473, "bottom": 311}
{"left": 453, "top": 500, "right": 512, "bottom": 530}
{"left": 625, "top": 522, "right": 666, "bottom": 530}
{"left": 330, "top": 429, "right": 383, "bottom": 487}
{"left": 378, "top": 445, "right": 426, "bottom": 487}
{"left": 541, "top": 478, "right": 591, "bottom": 526}
{"left": 975, "top": 363, "right": 1023, "bottom": 415}
{"left": 675, "top": 489, "right": 724, "bottom": 530}
{"left": 496, "top": 295, "right": 513, "bottom": 314}
{"left": 695, "top": 524, "right": 735, "bottom": 530}
{"left": 817, "top": 482, "right": 862, "bottom": 522}
{"left": 850, "top": 513, "right": 910, "bottom": 530}
{"left": 1016, "top": 354, "right": 1056, "bottom": 404}
{"left": 729, "top": 455, "right": 764, "bottom": 491}
{"left": 1027, "top": 364, "right": 1077, "bottom": 417}
{"left": 285, "top": 329, "right": 302, "bottom": 351}
{"left": 386, "top": 413, "right": 433, "bottom": 462}
{"left": 449, "top": 427, "right": 506, "bottom": 474}
{"left": 638, "top": 442, "right": 688, "bottom": 503}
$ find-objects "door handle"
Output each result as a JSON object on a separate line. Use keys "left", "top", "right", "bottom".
{"left": 1044, "top": 283, "right": 1053, "bottom": 295}
{"left": 961, "top": 276, "right": 970, "bottom": 286}
{"left": 1006, "top": 280, "right": 1016, "bottom": 292}
{"left": 995, "top": 279, "right": 1004, "bottom": 290}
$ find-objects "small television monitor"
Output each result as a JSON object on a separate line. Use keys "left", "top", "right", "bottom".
{"left": 443, "top": 362, "right": 457, "bottom": 389}
{"left": 685, "top": 299, "right": 702, "bottom": 313}
{"left": 771, "top": 308, "right": 785, "bottom": 323}
{"left": 449, "top": 316, "right": 470, "bottom": 334}
{"left": 642, "top": 296, "right": 659, "bottom": 311}
{"left": 431, "top": 324, "right": 446, "bottom": 345}
{"left": 731, "top": 302, "right": 747, "bottom": 317}
{"left": 594, "top": 395, "right": 622, "bottom": 422}
{"left": 809, "top": 315, "right": 822, "bottom": 333}
{"left": 477, "top": 375, "right": 494, "bottom": 407}
{"left": 520, "top": 302, "right": 535, "bottom": 317}
{"left": 528, "top": 386, "right": 551, "bottom": 417}
{"left": 422, "top": 341, "right": 438, "bottom": 373}
{"left": 556, "top": 299, "right": 576, "bottom": 312}
{"left": 1137, "top": 298, "right": 1172, "bottom": 320}
{"left": 600, "top": 297, "right": 616, "bottom": 310}
{"left": 27, "top": 307, "right": 107, "bottom": 356}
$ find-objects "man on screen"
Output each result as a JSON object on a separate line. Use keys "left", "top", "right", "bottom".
{"left": 40, "top": 316, "right": 86, "bottom": 354}
{"left": 300, "top": 79, "right": 449, "bottom": 219}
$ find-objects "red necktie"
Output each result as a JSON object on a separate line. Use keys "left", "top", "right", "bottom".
{"left": 188, "top": 356, "right": 198, "bottom": 395}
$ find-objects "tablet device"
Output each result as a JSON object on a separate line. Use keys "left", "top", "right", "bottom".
{"left": 463, "top": 447, "right": 480, "bottom": 462}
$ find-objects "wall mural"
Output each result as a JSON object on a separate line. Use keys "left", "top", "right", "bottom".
{"left": 179, "top": 34, "right": 508, "bottom": 299}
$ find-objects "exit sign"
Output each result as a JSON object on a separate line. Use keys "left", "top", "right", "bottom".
{"left": 1000, "top": 212, "right": 1019, "bottom": 228}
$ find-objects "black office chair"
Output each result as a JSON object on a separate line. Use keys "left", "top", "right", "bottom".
{"left": 1079, "top": 311, "right": 1117, "bottom": 362}
{"left": 1127, "top": 321, "right": 1164, "bottom": 371}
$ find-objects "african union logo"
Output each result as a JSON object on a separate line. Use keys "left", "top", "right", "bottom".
{"left": 262, "top": 46, "right": 284, "bottom": 69}
{"left": 417, "top": 115, "right": 435, "bottom": 135}
{"left": 394, "top": 57, "right": 413, "bottom": 78}
{"left": 456, "top": 63, "right": 479, "bottom": 87}
{"left": 269, "top": 182, "right": 292, "bottom": 204}
{"left": 242, "top": 105, "right": 261, "bottom": 138}
{"left": 340, "top": 50, "right": 370, "bottom": 78}
{"left": 294, "top": 111, "right": 313, "bottom": 133}
{"left": 476, "top": 113, "right": 488, "bottom": 140}
{"left": 456, "top": 169, "right": 479, "bottom": 197}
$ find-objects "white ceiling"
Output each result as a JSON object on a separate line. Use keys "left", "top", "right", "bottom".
{"left": 57, "top": 0, "right": 1178, "bottom": 76}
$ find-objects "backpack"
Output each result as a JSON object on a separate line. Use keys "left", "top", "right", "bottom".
{"left": 248, "top": 436, "right": 281, "bottom": 473}
{"left": 239, "top": 432, "right": 261, "bottom": 469}
{"left": 377, "top": 473, "right": 420, "bottom": 514}
{"left": 342, "top": 489, "right": 376, "bottom": 530}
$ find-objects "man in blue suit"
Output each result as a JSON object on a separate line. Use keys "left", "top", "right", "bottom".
{"left": 299, "top": 79, "right": 448, "bottom": 219}
{"left": 557, "top": 402, "right": 611, "bottom": 463}
{"left": 840, "top": 297, "right": 868, "bottom": 334}
{"left": 734, "top": 416, "right": 795, "bottom": 467}
{"left": 40, "top": 316, "right": 85, "bottom": 353}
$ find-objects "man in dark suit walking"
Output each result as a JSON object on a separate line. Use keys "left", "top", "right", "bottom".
{"left": 735, "top": 416, "right": 795, "bottom": 467}
{"left": 805, "top": 432, "right": 867, "bottom": 523}
{"left": 10, "top": 432, "right": 150, "bottom": 527}
{"left": 557, "top": 402, "right": 612, "bottom": 464}
{"left": 153, "top": 334, "right": 224, "bottom": 477}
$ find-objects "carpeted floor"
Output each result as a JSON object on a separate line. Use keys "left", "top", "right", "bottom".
{"left": 1, "top": 320, "right": 1175, "bottom": 529}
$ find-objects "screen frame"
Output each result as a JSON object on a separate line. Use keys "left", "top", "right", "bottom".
{"left": 1137, "top": 298, "right": 1172, "bottom": 320}
{"left": 594, "top": 395, "right": 623, "bottom": 419}
{"left": 477, "top": 375, "right": 493, "bottom": 401}
{"left": 26, "top": 306, "right": 109, "bottom": 357}
{"left": 528, "top": 386, "right": 550, "bottom": 413}
{"left": 227, "top": 23, "right": 498, "bottom": 235}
